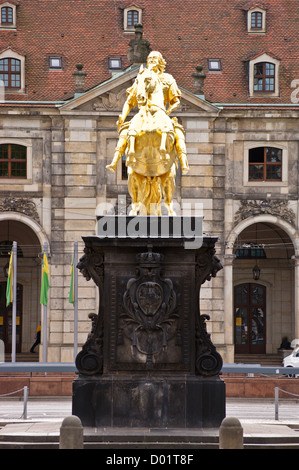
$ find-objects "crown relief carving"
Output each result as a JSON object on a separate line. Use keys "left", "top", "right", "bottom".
{"left": 234, "top": 199, "right": 296, "bottom": 227}
{"left": 0, "top": 197, "right": 40, "bottom": 224}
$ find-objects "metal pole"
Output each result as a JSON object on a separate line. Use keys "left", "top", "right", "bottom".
{"left": 42, "top": 242, "right": 48, "bottom": 363}
{"left": 11, "top": 241, "right": 17, "bottom": 363}
{"left": 275, "top": 386, "right": 279, "bottom": 420}
{"left": 73, "top": 242, "right": 78, "bottom": 360}
{"left": 22, "top": 385, "right": 28, "bottom": 419}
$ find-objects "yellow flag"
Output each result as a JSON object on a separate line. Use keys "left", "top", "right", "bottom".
{"left": 6, "top": 251, "right": 13, "bottom": 307}
{"left": 40, "top": 253, "right": 49, "bottom": 305}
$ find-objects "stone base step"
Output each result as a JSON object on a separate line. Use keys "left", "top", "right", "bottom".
{"left": 234, "top": 354, "right": 283, "bottom": 366}
{"left": 0, "top": 431, "right": 299, "bottom": 449}
{"left": 4, "top": 353, "right": 39, "bottom": 363}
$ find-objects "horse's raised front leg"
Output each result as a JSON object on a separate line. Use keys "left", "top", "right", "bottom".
{"left": 127, "top": 129, "right": 137, "bottom": 161}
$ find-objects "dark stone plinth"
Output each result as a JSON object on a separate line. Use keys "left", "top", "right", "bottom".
{"left": 73, "top": 218, "right": 225, "bottom": 428}
{"left": 72, "top": 375, "right": 225, "bottom": 428}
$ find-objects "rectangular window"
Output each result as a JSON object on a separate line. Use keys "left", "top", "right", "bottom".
{"left": 249, "top": 147, "right": 282, "bottom": 182}
{"left": 208, "top": 59, "right": 221, "bottom": 71}
{"left": 49, "top": 57, "right": 62, "bottom": 69}
{"left": 0, "top": 144, "right": 26, "bottom": 178}
{"left": 108, "top": 57, "right": 122, "bottom": 70}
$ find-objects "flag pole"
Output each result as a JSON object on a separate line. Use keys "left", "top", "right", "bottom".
{"left": 42, "top": 242, "right": 48, "bottom": 363}
{"left": 11, "top": 241, "right": 17, "bottom": 363}
{"left": 73, "top": 242, "right": 78, "bottom": 361}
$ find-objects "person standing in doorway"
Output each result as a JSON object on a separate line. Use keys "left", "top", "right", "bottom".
{"left": 30, "top": 324, "right": 41, "bottom": 353}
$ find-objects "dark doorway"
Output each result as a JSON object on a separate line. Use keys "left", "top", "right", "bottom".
{"left": 234, "top": 283, "right": 266, "bottom": 354}
{"left": 0, "top": 282, "right": 23, "bottom": 353}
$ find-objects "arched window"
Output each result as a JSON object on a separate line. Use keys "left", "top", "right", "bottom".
{"left": 1, "top": 6, "right": 13, "bottom": 25}
{"left": 251, "top": 11, "right": 262, "bottom": 29}
{"left": 0, "top": 144, "right": 27, "bottom": 178}
{"left": 127, "top": 9, "right": 139, "bottom": 27}
{"left": 247, "top": 7, "right": 266, "bottom": 33}
{"left": 123, "top": 7, "right": 142, "bottom": 31}
{"left": 0, "top": 57, "right": 21, "bottom": 88}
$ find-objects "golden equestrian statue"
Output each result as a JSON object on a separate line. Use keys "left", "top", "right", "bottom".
{"left": 106, "top": 51, "right": 189, "bottom": 215}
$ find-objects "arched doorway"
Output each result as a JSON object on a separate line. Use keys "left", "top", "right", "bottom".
{"left": 233, "top": 221, "right": 295, "bottom": 355}
{"left": 0, "top": 282, "right": 23, "bottom": 353}
{"left": 0, "top": 218, "right": 44, "bottom": 356}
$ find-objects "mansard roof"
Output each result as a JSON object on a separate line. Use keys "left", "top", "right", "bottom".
{"left": 0, "top": 0, "right": 297, "bottom": 104}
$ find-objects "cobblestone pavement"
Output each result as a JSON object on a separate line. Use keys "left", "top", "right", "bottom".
{"left": 0, "top": 397, "right": 298, "bottom": 424}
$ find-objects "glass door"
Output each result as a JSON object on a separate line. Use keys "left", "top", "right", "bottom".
{"left": 234, "top": 283, "right": 266, "bottom": 354}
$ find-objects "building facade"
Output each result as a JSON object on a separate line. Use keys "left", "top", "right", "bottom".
{"left": 0, "top": 0, "right": 298, "bottom": 363}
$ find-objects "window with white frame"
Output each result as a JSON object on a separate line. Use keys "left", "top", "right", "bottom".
{"left": 243, "top": 142, "right": 287, "bottom": 186}
{"left": 0, "top": 138, "right": 32, "bottom": 183}
{"left": 0, "top": 2, "right": 16, "bottom": 29}
{"left": 123, "top": 6, "right": 142, "bottom": 31}
{"left": 247, "top": 7, "right": 266, "bottom": 33}
{"left": 0, "top": 49, "right": 25, "bottom": 92}
{"left": 248, "top": 53, "right": 280, "bottom": 97}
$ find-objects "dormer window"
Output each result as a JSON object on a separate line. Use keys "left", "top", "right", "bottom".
{"left": 0, "top": 57, "right": 20, "bottom": 88}
{"left": 248, "top": 53, "right": 280, "bottom": 97}
{"left": 0, "top": 2, "right": 17, "bottom": 29}
{"left": 0, "top": 49, "right": 25, "bottom": 93}
{"left": 123, "top": 6, "right": 142, "bottom": 31}
{"left": 254, "top": 62, "right": 275, "bottom": 92}
{"left": 247, "top": 7, "right": 266, "bottom": 33}
{"left": 1, "top": 6, "right": 12, "bottom": 24}
{"left": 127, "top": 10, "right": 138, "bottom": 28}
{"left": 251, "top": 11, "right": 262, "bottom": 29}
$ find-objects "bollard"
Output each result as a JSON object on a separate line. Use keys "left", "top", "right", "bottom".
{"left": 22, "top": 386, "right": 28, "bottom": 419}
{"left": 59, "top": 415, "right": 84, "bottom": 449}
{"left": 219, "top": 416, "right": 243, "bottom": 449}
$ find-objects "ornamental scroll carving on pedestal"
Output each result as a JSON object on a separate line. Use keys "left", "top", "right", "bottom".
{"left": 76, "top": 242, "right": 224, "bottom": 378}
{"left": 194, "top": 247, "right": 223, "bottom": 377}
{"left": 75, "top": 248, "right": 104, "bottom": 376}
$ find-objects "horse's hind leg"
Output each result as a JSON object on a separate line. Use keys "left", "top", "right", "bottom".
{"left": 128, "top": 171, "right": 140, "bottom": 215}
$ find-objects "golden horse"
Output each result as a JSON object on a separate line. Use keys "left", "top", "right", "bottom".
{"left": 107, "top": 65, "right": 189, "bottom": 215}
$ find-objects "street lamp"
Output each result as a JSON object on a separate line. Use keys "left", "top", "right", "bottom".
{"left": 252, "top": 263, "right": 261, "bottom": 281}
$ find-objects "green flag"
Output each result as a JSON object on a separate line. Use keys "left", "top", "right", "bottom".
{"left": 6, "top": 251, "right": 13, "bottom": 307}
{"left": 69, "top": 255, "right": 74, "bottom": 304}
{"left": 40, "top": 252, "right": 49, "bottom": 306}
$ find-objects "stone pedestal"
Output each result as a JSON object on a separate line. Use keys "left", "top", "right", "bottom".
{"left": 72, "top": 217, "right": 225, "bottom": 428}
{"left": 73, "top": 375, "right": 225, "bottom": 428}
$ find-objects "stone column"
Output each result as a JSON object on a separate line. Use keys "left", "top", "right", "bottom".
{"left": 292, "top": 255, "right": 299, "bottom": 340}
{"left": 223, "top": 254, "right": 235, "bottom": 362}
